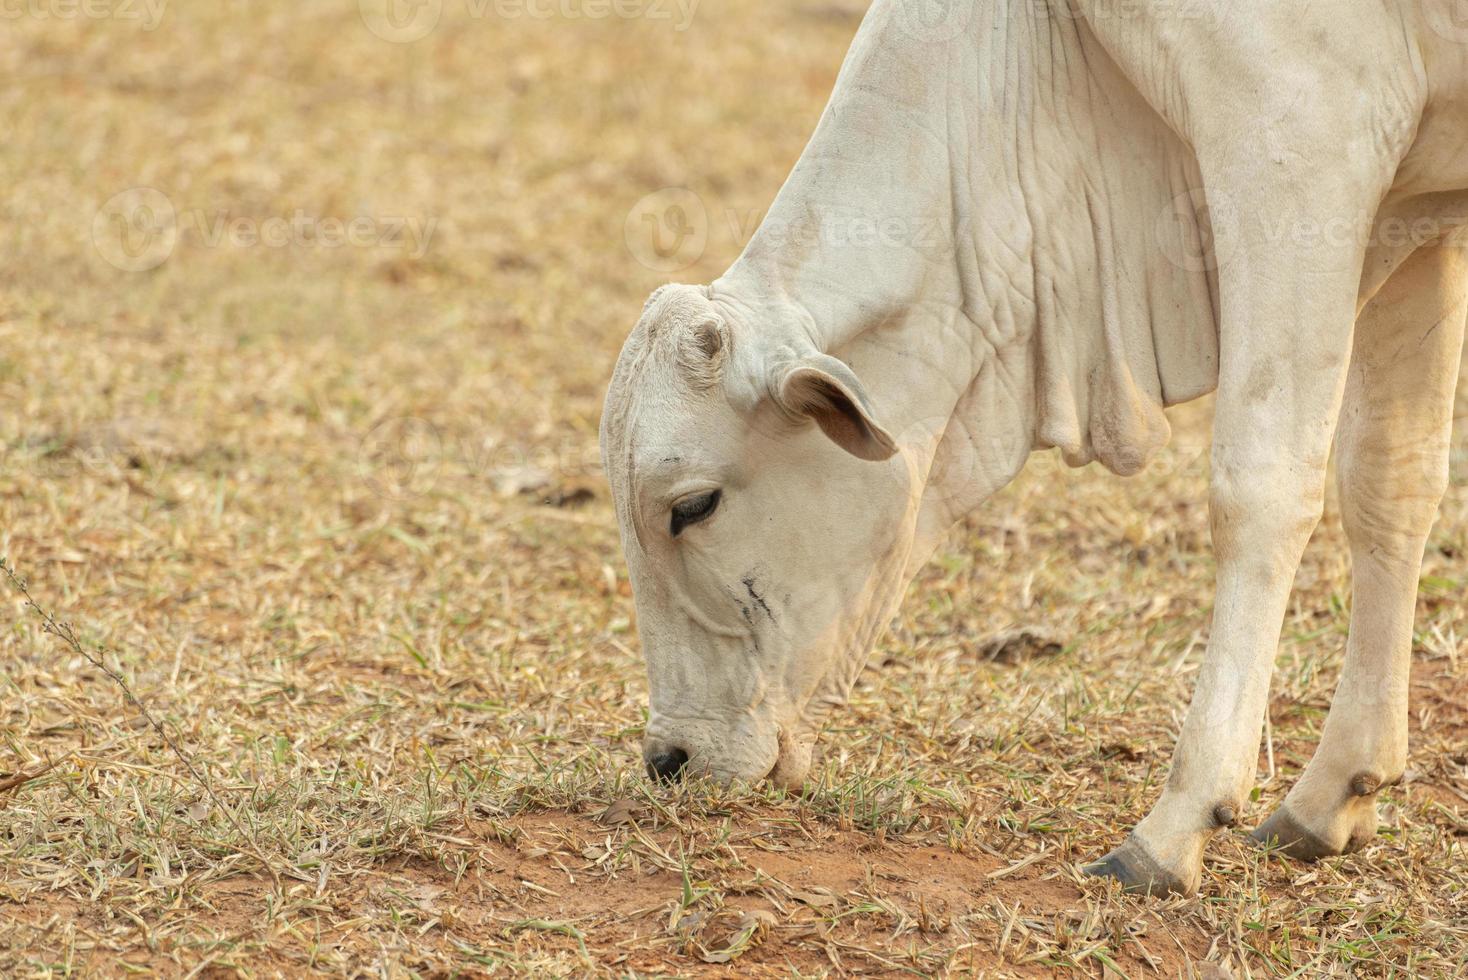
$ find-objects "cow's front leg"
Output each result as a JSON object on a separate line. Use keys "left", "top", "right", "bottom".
{"left": 1086, "top": 167, "right": 1401, "bottom": 896}
{"left": 1252, "top": 243, "right": 1468, "bottom": 858}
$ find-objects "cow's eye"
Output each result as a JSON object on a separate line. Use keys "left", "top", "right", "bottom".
{"left": 670, "top": 489, "right": 721, "bottom": 536}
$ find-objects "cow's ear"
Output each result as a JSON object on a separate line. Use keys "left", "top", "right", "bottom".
{"left": 777, "top": 354, "right": 898, "bottom": 462}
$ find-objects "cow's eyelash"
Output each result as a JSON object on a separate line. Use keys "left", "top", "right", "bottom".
{"left": 670, "top": 490, "right": 721, "bottom": 537}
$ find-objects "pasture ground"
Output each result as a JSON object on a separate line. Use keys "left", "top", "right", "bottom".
{"left": 1, "top": 2, "right": 1465, "bottom": 976}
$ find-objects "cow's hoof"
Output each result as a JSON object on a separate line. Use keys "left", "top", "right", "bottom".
{"left": 1082, "top": 836, "right": 1192, "bottom": 897}
{"left": 1251, "top": 805, "right": 1373, "bottom": 860}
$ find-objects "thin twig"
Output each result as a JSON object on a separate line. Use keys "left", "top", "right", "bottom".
{"left": 0, "top": 754, "right": 67, "bottom": 795}
{"left": 0, "top": 556, "right": 283, "bottom": 886}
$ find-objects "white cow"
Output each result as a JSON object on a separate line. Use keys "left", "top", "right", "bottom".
{"left": 601, "top": 0, "right": 1468, "bottom": 895}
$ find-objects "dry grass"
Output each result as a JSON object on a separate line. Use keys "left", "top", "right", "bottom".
{"left": 1, "top": 2, "right": 1465, "bottom": 976}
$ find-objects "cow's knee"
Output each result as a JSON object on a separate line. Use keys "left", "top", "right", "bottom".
{"left": 1208, "top": 466, "right": 1325, "bottom": 572}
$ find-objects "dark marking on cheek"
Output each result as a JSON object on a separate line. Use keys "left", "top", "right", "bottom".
{"left": 733, "top": 603, "right": 763, "bottom": 657}
{"left": 741, "top": 575, "right": 776, "bottom": 623}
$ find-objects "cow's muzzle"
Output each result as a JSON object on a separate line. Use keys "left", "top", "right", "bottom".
{"left": 645, "top": 745, "right": 689, "bottom": 782}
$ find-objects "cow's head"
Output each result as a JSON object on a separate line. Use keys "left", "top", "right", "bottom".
{"left": 600, "top": 283, "right": 923, "bottom": 789}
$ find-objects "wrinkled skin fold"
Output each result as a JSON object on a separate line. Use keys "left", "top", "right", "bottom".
{"left": 601, "top": 0, "right": 1468, "bottom": 895}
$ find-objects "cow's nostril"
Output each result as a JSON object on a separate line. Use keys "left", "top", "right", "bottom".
{"left": 646, "top": 747, "right": 689, "bottom": 783}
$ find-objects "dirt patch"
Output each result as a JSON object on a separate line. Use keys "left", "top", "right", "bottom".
{"left": 245, "top": 813, "right": 1212, "bottom": 976}
{"left": 3, "top": 805, "right": 1223, "bottom": 976}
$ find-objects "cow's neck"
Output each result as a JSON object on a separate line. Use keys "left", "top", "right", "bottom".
{"left": 714, "top": 0, "right": 1220, "bottom": 566}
